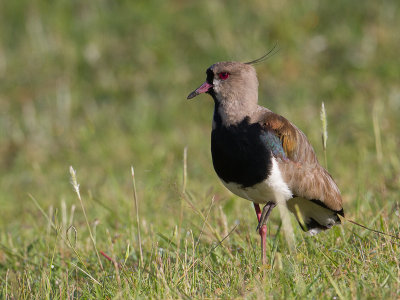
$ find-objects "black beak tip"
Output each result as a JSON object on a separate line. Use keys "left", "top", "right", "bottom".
{"left": 187, "top": 91, "right": 198, "bottom": 100}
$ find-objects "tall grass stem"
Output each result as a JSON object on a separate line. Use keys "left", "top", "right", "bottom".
{"left": 372, "top": 102, "right": 383, "bottom": 164}
{"left": 131, "top": 166, "right": 144, "bottom": 267}
{"left": 320, "top": 102, "right": 328, "bottom": 170}
{"left": 178, "top": 147, "right": 188, "bottom": 248}
{"left": 69, "top": 166, "right": 103, "bottom": 270}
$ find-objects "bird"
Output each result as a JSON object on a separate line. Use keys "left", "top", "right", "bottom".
{"left": 187, "top": 55, "right": 344, "bottom": 264}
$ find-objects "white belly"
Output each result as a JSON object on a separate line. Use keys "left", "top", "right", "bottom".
{"left": 220, "top": 158, "right": 292, "bottom": 204}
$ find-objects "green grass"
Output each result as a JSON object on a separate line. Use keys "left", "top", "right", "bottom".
{"left": 1, "top": 0, "right": 400, "bottom": 298}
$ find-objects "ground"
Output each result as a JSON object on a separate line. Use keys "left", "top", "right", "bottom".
{"left": 1, "top": 0, "right": 400, "bottom": 298}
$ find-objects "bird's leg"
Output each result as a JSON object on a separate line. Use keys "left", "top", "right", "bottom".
{"left": 253, "top": 202, "right": 276, "bottom": 265}
{"left": 253, "top": 203, "right": 267, "bottom": 265}
{"left": 256, "top": 201, "right": 276, "bottom": 232}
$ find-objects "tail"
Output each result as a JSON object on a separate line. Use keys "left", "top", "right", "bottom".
{"left": 287, "top": 197, "right": 344, "bottom": 236}
{"left": 287, "top": 198, "right": 400, "bottom": 243}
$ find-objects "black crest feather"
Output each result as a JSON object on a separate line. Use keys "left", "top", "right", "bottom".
{"left": 245, "top": 43, "right": 280, "bottom": 65}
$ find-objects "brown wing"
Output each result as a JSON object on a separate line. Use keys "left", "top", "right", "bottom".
{"left": 277, "top": 160, "right": 343, "bottom": 211}
{"left": 257, "top": 110, "right": 343, "bottom": 212}
{"left": 259, "top": 111, "right": 318, "bottom": 164}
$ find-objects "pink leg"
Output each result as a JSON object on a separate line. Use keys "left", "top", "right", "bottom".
{"left": 253, "top": 203, "right": 267, "bottom": 265}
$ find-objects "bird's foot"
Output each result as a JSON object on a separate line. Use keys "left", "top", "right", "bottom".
{"left": 256, "top": 201, "right": 276, "bottom": 232}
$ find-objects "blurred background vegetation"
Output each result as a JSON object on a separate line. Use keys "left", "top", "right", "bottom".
{"left": 1, "top": 0, "right": 400, "bottom": 297}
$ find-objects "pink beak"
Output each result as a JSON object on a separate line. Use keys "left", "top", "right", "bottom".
{"left": 187, "top": 81, "right": 213, "bottom": 99}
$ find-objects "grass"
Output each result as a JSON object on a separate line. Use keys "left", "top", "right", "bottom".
{"left": 1, "top": 0, "right": 400, "bottom": 298}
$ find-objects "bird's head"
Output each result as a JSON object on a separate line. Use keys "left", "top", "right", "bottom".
{"left": 187, "top": 61, "right": 259, "bottom": 107}
{"left": 187, "top": 48, "right": 278, "bottom": 125}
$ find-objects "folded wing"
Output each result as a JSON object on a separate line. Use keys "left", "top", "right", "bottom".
{"left": 258, "top": 111, "right": 344, "bottom": 231}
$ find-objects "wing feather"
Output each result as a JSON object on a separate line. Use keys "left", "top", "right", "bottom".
{"left": 257, "top": 110, "right": 343, "bottom": 212}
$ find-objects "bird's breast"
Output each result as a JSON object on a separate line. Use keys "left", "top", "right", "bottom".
{"left": 220, "top": 158, "right": 293, "bottom": 204}
{"left": 211, "top": 120, "right": 273, "bottom": 188}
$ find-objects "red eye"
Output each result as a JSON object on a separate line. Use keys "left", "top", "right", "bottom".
{"left": 218, "top": 72, "right": 229, "bottom": 80}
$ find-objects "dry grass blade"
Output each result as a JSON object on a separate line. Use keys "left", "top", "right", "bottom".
{"left": 320, "top": 102, "right": 328, "bottom": 170}
{"left": 174, "top": 224, "right": 238, "bottom": 287}
{"left": 29, "top": 194, "right": 101, "bottom": 284}
{"left": 69, "top": 166, "right": 103, "bottom": 270}
{"left": 70, "top": 263, "right": 101, "bottom": 286}
{"left": 194, "top": 196, "right": 215, "bottom": 252}
{"left": 342, "top": 216, "right": 400, "bottom": 242}
{"left": 131, "top": 166, "right": 144, "bottom": 267}
{"left": 323, "top": 265, "right": 345, "bottom": 300}
{"left": 182, "top": 146, "right": 188, "bottom": 194}
{"left": 372, "top": 101, "right": 383, "bottom": 164}
{"left": 178, "top": 147, "right": 188, "bottom": 247}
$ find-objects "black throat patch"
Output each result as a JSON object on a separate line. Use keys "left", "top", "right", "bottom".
{"left": 211, "top": 110, "right": 273, "bottom": 188}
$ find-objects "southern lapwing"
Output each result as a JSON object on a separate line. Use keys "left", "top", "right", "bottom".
{"left": 187, "top": 58, "right": 344, "bottom": 264}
